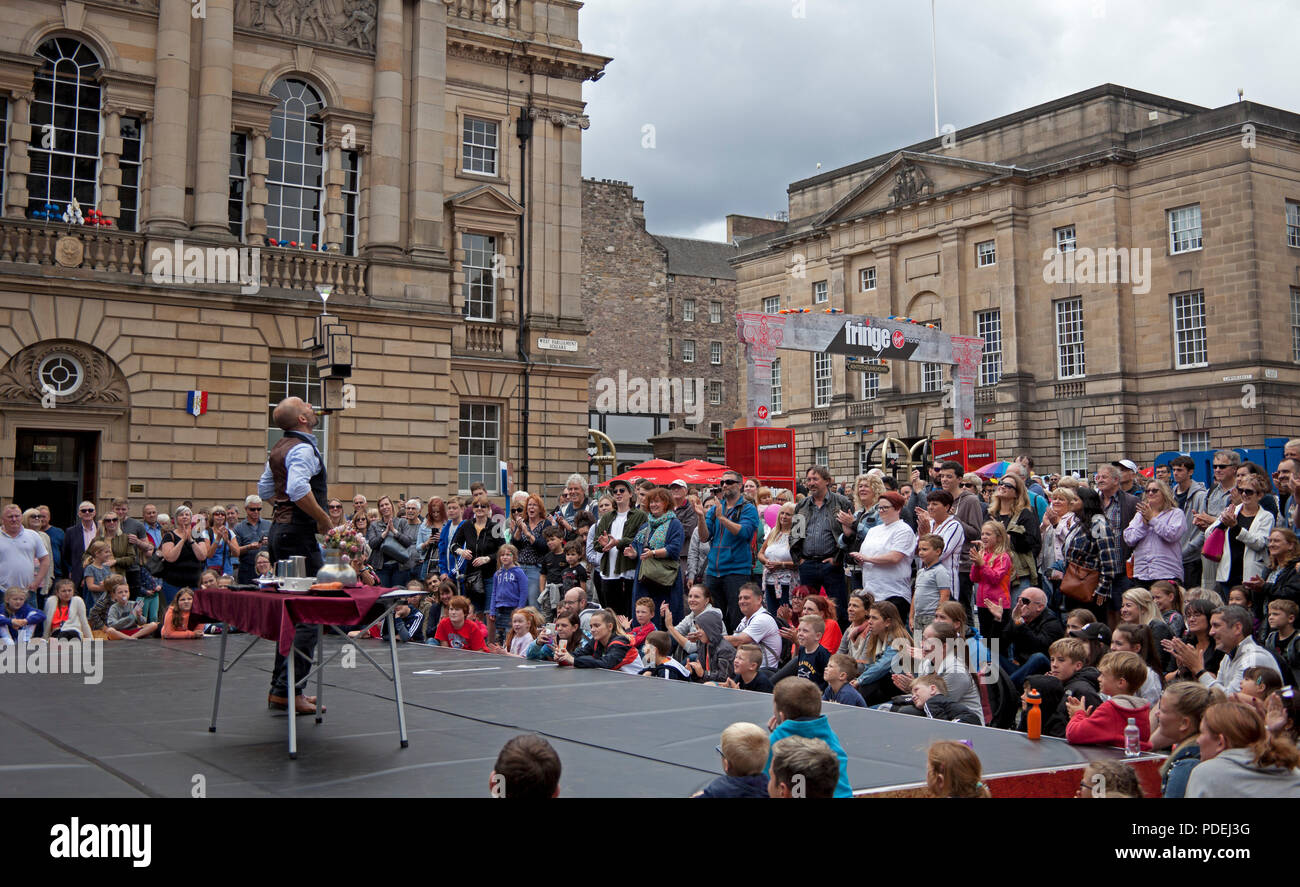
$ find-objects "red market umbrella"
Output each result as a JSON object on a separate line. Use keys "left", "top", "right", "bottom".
{"left": 675, "top": 459, "right": 734, "bottom": 485}
{"left": 594, "top": 459, "right": 683, "bottom": 487}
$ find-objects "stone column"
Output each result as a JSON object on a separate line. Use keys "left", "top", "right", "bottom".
{"left": 192, "top": 0, "right": 235, "bottom": 237}
{"left": 98, "top": 107, "right": 123, "bottom": 223}
{"left": 3, "top": 91, "right": 32, "bottom": 219}
{"left": 246, "top": 129, "right": 269, "bottom": 243}
{"left": 406, "top": 0, "right": 447, "bottom": 260}
{"left": 324, "top": 138, "right": 344, "bottom": 251}
{"left": 146, "top": 0, "right": 192, "bottom": 233}
{"left": 366, "top": 0, "right": 404, "bottom": 256}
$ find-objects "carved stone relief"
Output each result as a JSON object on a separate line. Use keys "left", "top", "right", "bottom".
{"left": 238, "top": 0, "right": 376, "bottom": 52}
{"left": 0, "top": 340, "right": 129, "bottom": 408}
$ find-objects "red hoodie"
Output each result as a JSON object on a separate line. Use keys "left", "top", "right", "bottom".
{"left": 1065, "top": 695, "right": 1152, "bottom": 750}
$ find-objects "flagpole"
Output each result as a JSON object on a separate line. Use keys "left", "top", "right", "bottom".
{"left": 931, "top": 0, "right": 939, "bottom": 138}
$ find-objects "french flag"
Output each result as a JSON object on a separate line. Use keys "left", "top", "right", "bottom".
{"left": 186, "top": 390, "right": 208, "bottom": 417}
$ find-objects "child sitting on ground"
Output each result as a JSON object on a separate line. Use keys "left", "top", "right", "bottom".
{"left": 1064, "top": 650, "right": 1152, "bottom": 750}
{"left": 640, "top": 630, "right": 691, "bottom": 679}
{"left": 527, "top": 612, "right": 588, "bottom": 660}
{"left": 765, "top": 677, "right": 853, "bottom": 798}
{"left": 0, "top": 586, "right": 44, "bottom": 644}
{"left": 493, "top": 607, "right": 543, "bottom": 657}
{"left": 720, "top": 644, "right": 774, "bottom": 693}
{"left": 43, "top": 578, "right": 92, "bottom": 640}
{"left": 885, "top": 674, "right": 982, "bottom": 724}
{"left": 431, "top": 595, "right": 488, "bottom": 651}
{"left": 771, "top": 614, "right": 831, "bottom": 690}
{"left": 1044, "top": 637, "right": 1103, "bottom": 738}
{"left": 88, "top": 574, "right": 127, "bottom": 637}
{"left": 161, "top": 588, "right": 208, "bottom": 639}
{"left": 691, "top": 722, "right": 770, "bottom": 798}
{"left": 821, "top": 653, "right": 866, "bottom": 707}
{"left": 104, "top": 581, "right": 159, "bottom": 639}
{"left": 618, "top": 597, "right": 657, "bottom": 649}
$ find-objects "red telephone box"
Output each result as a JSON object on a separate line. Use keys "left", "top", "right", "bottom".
{"left": 725, "top": 428, "right": 796, "bottom": 492}
{"left": 931, "top": 437, "right": 997, "bottom": 473}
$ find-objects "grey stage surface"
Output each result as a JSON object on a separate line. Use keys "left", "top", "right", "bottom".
{"left": 0, "top": 637, "right": 1137, "bottom": 797}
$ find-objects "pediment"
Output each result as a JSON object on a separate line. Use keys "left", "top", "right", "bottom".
{"left": 817, "top": 152, "right": 1017, "bottom": 226}
{"left": 446, "top": 185, "right": 524, "bottom": 217}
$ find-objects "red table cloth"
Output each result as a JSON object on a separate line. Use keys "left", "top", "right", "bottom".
{"left": 193, "top": 586, "right": 389, "bottom": 655}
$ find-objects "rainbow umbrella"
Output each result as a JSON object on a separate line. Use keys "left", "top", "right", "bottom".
{"left": 975, "top": 460, "right": 1014, "bottom": 479}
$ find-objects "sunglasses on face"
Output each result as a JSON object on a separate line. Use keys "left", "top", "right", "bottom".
{"left": 960, "top": 483, "right": 975, "bottom": 489}
{"left": 1214, "top": 464, "right": 1232, "bottom": 470}
{"left": 103, "top": 518, "right": 118, "bottom": 523}
{"left": 720, "top": 479, "right": 739, "bottom": 486}
{"left": 80, "top": 508, "right": 95, "bottom": 513}
{"left": 1241, "top": 489, "right": 1259, "bottom": 496}
{"left": 247, "top": 507, "right": 262, "bottom": 512}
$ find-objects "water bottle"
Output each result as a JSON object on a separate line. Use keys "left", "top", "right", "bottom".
{"left": 1124, "top": 717, "right": 1140, "bottom": 757}
{"left": 1024, "top": 687, "right": 1042, "bottom": 740}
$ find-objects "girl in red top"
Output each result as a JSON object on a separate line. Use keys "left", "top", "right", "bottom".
{"left": 162, "top": 588, "right": 208, "bottom": 639}
{"left": 971, "top": 520, "right": 1012, "bottom": 640}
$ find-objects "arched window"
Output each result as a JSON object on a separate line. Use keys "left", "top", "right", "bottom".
{"left": 266, "top": 78, "right": 325, "bottom": 247}
{"left": 29, "top": 38, "right": 101, "bottom": 216}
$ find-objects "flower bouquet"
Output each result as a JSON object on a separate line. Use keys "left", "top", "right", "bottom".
{"left": 324, "top": 524, "right": 368, "bottom": 563}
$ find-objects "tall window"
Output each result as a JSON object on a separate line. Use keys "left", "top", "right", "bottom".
{"left": 1179, "top": 431, "right": 1211, "bottom": 453}
{"left": 977, "top": 309, "right": 1002, "bottom": 387}
{"left": 1172, "top": 291, "right": 1208, "bottom": 368}
{"left": 342, "top": 151, "right": 361, "bottom": 255}
{"left": 458, "top": 403, "right": 500, "bottom": 493}
{"left": 268, "top": 358, "right": 326, "bottom": 458}
{"left": 1292, "top": 288, "right": 1300, "bottom": 362}
{"left": 813, "top": 280, "right": 828, "bottom": 303}
{"left": 1288, "top": 201, "right": 1300, "bottom": 248}
{"left": 462, "top": 233, "right": 497, "bottom": 321}
{"left": 683, "top": 299, "right": 695, "bottom": 322}
{"left": 267, "top": 79, "right": 325, "bottom": 248}
{"left": 770, "top": 358, "right": 782, "bottom": 415}
{"left": 0, "top": 98, "right": 7, "bottom": 197}
{"left": 1055, "top": 225, "right": 1076, "bottom": 253}
{"left": 1055, "top": 297, "right": 1086, "bottom": 379}
{"left": 976, "top": 240, "right": 996, "bottom": 266}
{"left": 1060, "top": 428, "right": 1087, "bottom": 476}
{"left": 1168, "top": 205, "right": 1202, "bottom": 254}
{"left": 683, "top": 379, "right": 696, "bottom": 411}
{"left": 229, "top": 133, "right": 248, "bottom": 239}
{"left": 857, "top": 442, "right": 873, "bottom": 476}
{"left": 667, "top": 338, "right": 673, "bottom": 359}
{"left": 813, "top": 446, "right": 828, "bottom": 468}
{"left": 860, "top": 267, "right": 876, "bottom": 291}
{"left": 683, "top": 340, "right": 695, "bottom": 363}
{"left": 29, "top": 38, "right": 101, "bottom": 216}
{"left": 117, "top": 117, "right": 142, "bottom": 232}
{"left": 813, "top": 353, "right": 831, "bottom": 408}
{"left": 921, "top": 320, "right": 942, "bottom": 392}
{"left": 709, "top": 380, "right": 722, "bottom": 405}
{"left": 709, "top": 301, "right": 722, "bottom": 323}
{"left": 710, "top": 341, "right": 722, "bottom": 365}
{"left": 860, "top": 357, "right": 880, "bottom": 400}
{"left": 763, "top": 295, "right": 780, "bottom": 314}
{"left": 461, "top": 117, "right": 499, "bottom": 176}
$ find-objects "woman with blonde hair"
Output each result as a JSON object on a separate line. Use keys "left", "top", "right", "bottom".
{"left": 987, "top": 472, "right": 1040, "bottom": 603}
{"left": 855, "top": 599, "right": 911, "bottom": 705}
{"left": 22, "top": 508, "right": 53, "bottom": 600}
{"left": 1042, "top": 486, "right": 1079, "bottom": 604}
{"left": 1206, "top": 473, "right": 1274, "bottom": 598}
{"left": 1246, "top": 527, "right": 1300, "bottom": 621}
{"left": 758, "top": 502, "right": 796, "bottom": 614}
{"left": 1187, "top": 701, "right": 1300, "bottom": 797}
{"left": 970, "top": 520, "right": 1012, "bottom": 639}
{"left": 1121, "top": 587, "right": 1175, "bottom": 670}
{"left": 927, "top": 740, "right": 990, "bottom": 798}
{"left": 1124, "top": 478, "right": 1186, "bottom": 587}
{"left": 1151, "top": 681, "right": 1227, "bottom": 797}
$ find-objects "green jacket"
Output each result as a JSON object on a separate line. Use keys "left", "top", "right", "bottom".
{"left": 595, "top": 507, "right": 648, "bottom": 576}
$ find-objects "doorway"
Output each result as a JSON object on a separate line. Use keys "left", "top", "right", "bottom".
{"left": 13, "top": 429, "right": 99, "bottom": 528}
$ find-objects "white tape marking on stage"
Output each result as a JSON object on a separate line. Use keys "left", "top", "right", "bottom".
{"left": 516, "top": 662, "right": 558, "bottom": 669}
{"left": 412, "top": 666, "right": 502, "bottom": 675}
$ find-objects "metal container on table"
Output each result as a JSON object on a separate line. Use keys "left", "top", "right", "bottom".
{"left": 291, "top": 555, "right": 307, "bottom": 578}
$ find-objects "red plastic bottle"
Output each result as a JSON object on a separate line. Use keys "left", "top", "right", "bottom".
{"left": 1025, "top": 687, "right": 1042, "bottom": 740}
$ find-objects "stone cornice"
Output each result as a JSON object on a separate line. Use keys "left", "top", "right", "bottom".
{"left": 446, "top": 30, "right": 609, "bottom": 81}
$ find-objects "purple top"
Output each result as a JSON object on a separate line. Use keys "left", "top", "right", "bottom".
{"left": 1123, "top": 507, "right": 1186, "bottom": 581}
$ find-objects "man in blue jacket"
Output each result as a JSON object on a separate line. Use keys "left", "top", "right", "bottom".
{"left": 694, "top": 469, "right": 761, "bottom": 630}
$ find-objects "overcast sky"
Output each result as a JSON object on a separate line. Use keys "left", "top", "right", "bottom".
{"left": 579, "top": 0, "right": 1299, "bottom": 242}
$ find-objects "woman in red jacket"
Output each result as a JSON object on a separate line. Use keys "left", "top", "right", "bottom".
{"left": 556, "top": 609, "right": 642, "bottom": 673}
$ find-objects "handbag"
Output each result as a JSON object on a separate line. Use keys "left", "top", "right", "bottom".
{"left": 380, "top": 534, "right": 412, "bottom": 566}
{"left": 639, "top": 552, "right": 680, "bottom": 587}
{"left": 1202, "top": 525, "right": 1226, "bottom": 562}
{"left": 1059, "top": 560, "right": 1101, "bottom": 603}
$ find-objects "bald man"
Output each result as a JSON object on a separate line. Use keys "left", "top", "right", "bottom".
{"left": 257, "top": 396, "right": 334, "bottom": 714}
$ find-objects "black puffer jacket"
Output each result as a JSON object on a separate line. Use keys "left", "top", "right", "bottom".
{"left": 888, "top": 693, "right": 982, "bottom": 726}
{"left": 1047, "top": 667, "right": 1104, "bottom": 738}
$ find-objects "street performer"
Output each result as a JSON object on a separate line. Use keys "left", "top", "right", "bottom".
{"left": 258, "top": 396, "right": 334, "bottom": 715}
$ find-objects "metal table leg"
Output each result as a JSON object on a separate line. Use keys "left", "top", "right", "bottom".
{"left": 287, "top": 638, "right": 297, "bottom": 760}
{"left": 314, "top": 624, "right": 324, "bottom": 725}
{"left": 386, "top": 608, "right": 409, "bottom": 748}
{"left": 209, "top": 622, "right": 228, "bottom": 732}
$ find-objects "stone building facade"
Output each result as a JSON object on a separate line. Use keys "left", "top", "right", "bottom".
{"left": 0, "top": 0, "right": 609, "bottom": 526}
{"left": 733, "top": 84, "right": 1300, "bottom": 479}
{"left": 581, "top": 177, "right": 738, "bottom": 468}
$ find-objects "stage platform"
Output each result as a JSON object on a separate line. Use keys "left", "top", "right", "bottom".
{"left": 0, "top": 638, "right": 1159, "bottom": 797}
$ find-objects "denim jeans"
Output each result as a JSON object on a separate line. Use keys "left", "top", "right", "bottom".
{"left": 704, "top": 573, "right": 749, "bottom": 630}
{"left": 1001, "top": 651, "right": 1050, "bottom": 689}
{"left": 798, "top": 560, "right": 848, "bottom": 628}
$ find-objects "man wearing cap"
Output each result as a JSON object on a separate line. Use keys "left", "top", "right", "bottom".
{"left": 696, "top": 469, "right": 762, "bottom": 630}
{"left": 233, "top": 495, "right": 272, "bottom": 585}
{"left": 257, "top": 396, "right": 333, "bottom": 714}
{"left": 1070, "top": 621, "right": 1113, "bottom": 671}
{"left": 670, "top": 480, "right": 697, "bottom": 575}
{"left": 1113, "top": 459, "right": 1141, "bottom": 497}
{"left": 591, "top": 478, "right": 646, "bottom": 617}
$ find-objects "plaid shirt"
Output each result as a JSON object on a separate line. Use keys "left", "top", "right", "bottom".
{"left": 1065, "top": 516, "right": 1121, "bottom": 599}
